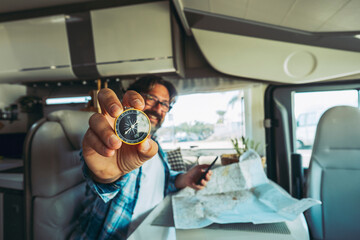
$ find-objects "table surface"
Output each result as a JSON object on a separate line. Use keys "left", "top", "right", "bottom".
{"left": 0, "top": 158, "right": 23, "bottom": 172}
{"left": 128, "top": 195, "right": 310, "bottom": 240}
{"left": 0, "top": 159, "right": 24, "bottom": 190}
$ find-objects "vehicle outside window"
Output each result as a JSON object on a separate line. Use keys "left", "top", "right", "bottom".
{"left": 296, "top": 111, "right": 322, "bottom": 149}
{"left": 294, "top": 90, "right": 358, "bottom": 167}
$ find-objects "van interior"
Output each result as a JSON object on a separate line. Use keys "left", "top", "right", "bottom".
{"left": 1, "top": 0, "right": 360, "bottom": 239}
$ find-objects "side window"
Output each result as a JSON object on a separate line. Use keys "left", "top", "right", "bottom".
{"left": 157, "top": 90, "right": 245, "bottom": 155}
{"left": 294, "top": 90, "right": 358, "bottom": 167}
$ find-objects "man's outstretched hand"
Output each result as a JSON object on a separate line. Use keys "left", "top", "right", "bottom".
{"left": 82, "top": 88, "right": 158, "bottom": 183}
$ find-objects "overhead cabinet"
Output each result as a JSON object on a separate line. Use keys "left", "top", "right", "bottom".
{"left": 90, "top": 1, "right": 183, "bottom": 77}
{"left": 0, "top": 15, "right": 75, "bottom": 83}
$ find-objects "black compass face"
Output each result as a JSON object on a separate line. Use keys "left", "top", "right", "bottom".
{"left": 114, "top": 109, "right": 151, "bottom": 145}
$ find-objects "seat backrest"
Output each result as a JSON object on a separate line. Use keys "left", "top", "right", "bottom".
{"left": 305, "top": 106, "right": 360, "bottom": 240}
{"left": 24, "top": 110, "right": 93, "bottom": 240}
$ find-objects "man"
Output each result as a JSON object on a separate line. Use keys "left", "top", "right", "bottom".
{"left": 71, "top": 76, "right": 212, "bottom": 239}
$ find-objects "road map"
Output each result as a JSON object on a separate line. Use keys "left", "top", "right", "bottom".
{"left": 172, "top": 150, "right": 321, "bottom": 229}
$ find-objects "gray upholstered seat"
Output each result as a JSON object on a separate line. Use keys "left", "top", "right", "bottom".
{"left": 305, "top": 106, "right": 360, "bottom": 240}
{"left": 24, "top": 110, "right": 93, "bottom": 240}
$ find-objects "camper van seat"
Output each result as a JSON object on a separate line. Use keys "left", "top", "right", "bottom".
{"left": 24, "top": 110, "right": 93, "bottom": 240}
{"left": 305, "top": 106, "right": 360, "bottom": 240}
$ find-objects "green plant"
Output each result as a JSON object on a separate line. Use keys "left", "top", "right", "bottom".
{"left": 231, "top": 136, "right": 261, "bottom": 156}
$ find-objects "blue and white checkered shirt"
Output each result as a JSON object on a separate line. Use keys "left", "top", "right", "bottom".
{"left": 70, "top": 144, "right": 182, "bottom": 240}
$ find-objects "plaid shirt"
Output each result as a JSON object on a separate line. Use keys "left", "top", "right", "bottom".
{"left": 70, "top": 144, "right": 182, "bottom": 240}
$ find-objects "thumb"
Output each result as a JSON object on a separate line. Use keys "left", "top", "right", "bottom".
{"left": 137, "top": 138, "right": 158, "bottom": 162}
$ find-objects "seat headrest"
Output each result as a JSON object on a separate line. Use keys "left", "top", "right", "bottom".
{"left": 47, "top": 110, "right": 94, "bottom": 150}
{"left": 312, "top": 105, "right": 360, "bottom": 168}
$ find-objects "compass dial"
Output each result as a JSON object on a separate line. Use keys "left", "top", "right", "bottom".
{"left": 114, "top": 108, "right": 151, "bottom": 145}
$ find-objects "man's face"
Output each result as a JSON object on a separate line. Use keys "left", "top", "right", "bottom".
{"left": 142, "top": 83, "right": 170, "bottom": 135}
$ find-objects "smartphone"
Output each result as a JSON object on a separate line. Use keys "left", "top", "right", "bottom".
{"left": 196, "top": 156, "right": 218, "bottom": 185}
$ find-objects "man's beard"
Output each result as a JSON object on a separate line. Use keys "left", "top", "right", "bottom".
{"left": 143, "top": 110, "right": 163, "bottom": 136}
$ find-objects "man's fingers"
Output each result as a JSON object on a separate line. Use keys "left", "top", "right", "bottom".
{"left": 98, "top": 88, "right": 123, "bottom": 118}
{"left": 89, "top": 113, "right": 121, "bottom": 150}
{"left": 83, "top": 129, "right": 120, "bottom": 157}
{"left": 137, "top": 138, "right": 158, "bottom": 161}
{"left": 122, "top": 90, "right": 145, "bottom": 110}
{"left": 192, "top": 181, "right": 205, "bottom": 190}
{"left": 205, "top": 171, "right": 212, "bottom": 181}
{"left": 199, "top": 179, "right": 207, "bottom": 187}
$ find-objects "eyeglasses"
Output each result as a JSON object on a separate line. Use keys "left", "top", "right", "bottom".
{"left": 142, "top": 93, "right": 172, "bottom": 112}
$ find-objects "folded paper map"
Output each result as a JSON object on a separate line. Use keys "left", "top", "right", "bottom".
{"left": 172, "top": 150, "right": 321, "bottom": 229}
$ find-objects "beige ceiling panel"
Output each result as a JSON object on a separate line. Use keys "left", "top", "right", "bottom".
{"left": 192, "top": 28, "right": 360, "bottom": 84}
{"left": 180, "top": 0, "right": 358, "bottom": 32}
{"left": 282, "top": 0, "right": 346, "bottom": 31}
{"left": 246, "top": 0, "right": 296, "bottom": 26}
{"left": 319, "top": 0, "right": 360, "bottom": 31}
{"left": 209, "top": 0, "right": 248, "bottom": 19}
{"left": 182, "top": 0, "right": 210, "bottom": 12}
{"left": 283, "top": 0, "right": 348, "bottom": 31}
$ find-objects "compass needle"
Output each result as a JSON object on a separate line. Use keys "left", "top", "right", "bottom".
{"left": 125, "top": 127, "right": 132, "bottom": 135}
{"left": 114, "top": 108, "right": 151, "bottom": 145}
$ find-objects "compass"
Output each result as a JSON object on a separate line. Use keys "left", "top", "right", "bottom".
{"left": 114, "top": 108, "right": 151, "bottom": 145}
